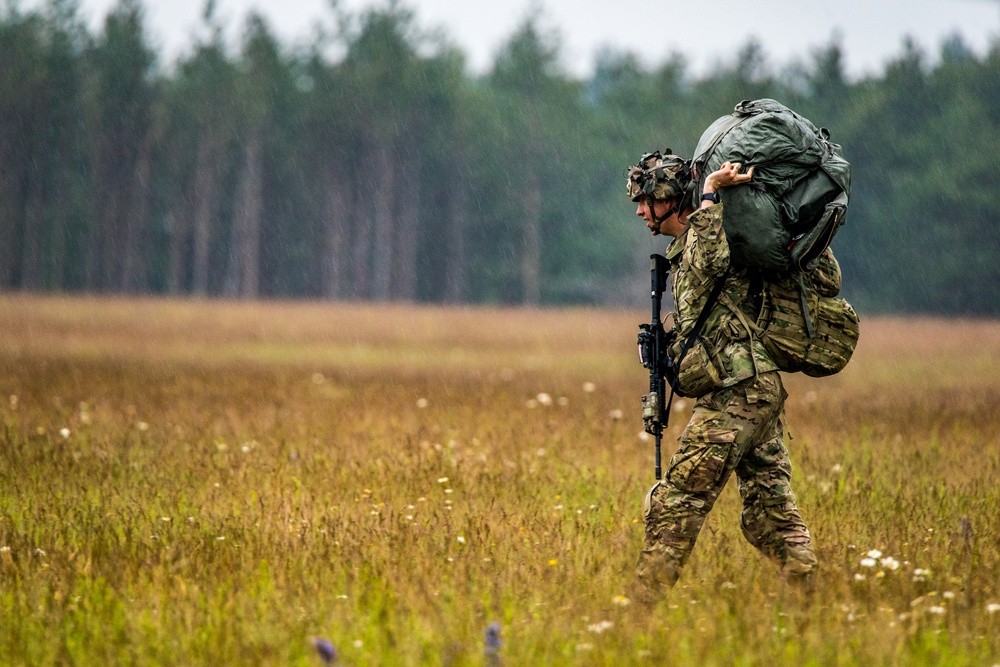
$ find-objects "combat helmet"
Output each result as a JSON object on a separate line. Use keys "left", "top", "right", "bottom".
{"left": 625, "top": 150, "right": 692, "bottom": 203}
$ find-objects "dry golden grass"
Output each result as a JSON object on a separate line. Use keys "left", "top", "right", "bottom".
{"left": 1, "top": 294, "right": 998, "bottom": 665}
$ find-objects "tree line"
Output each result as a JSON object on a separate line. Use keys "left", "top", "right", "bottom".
{"left": 1, "top": 0, "right": 998, "bottom": 314}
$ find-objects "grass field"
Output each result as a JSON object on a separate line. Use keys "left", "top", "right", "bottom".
{"left": 1, "top": 294, "right": 999, "bottom": 666}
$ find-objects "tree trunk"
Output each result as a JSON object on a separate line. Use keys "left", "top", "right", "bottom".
{"left": 394, "top": 153, "right": 419, "bottom": 302}
{"left": 320, "top": 161, "right": 351, "bottom": 300}
{"left": 120, "top": 128, "right": 154, "bottom": 293}
{"left": 370, "top": 142, "right": 395, "bottom": 302}
{"left": 224, "top": 129, "right": 264, "bottom": 299}
{"left": 520, "top": 168, "right": 542, "bottom": 306}
{"left": 190, "top": 136, "right": 217, "bottom": 296}
{"left": 443, "top": 155, "right": 469, "bottom": 304}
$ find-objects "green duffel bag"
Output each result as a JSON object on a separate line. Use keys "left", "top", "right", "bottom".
{"left": 690, "top": 99, "right": 851, "bottom": 273}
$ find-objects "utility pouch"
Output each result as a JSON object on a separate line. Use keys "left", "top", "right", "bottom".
{"left": 673, "top": 337, "right": 726, "bottom": 398}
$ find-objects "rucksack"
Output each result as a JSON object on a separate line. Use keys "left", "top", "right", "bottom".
{"left": 689, "top": 99, "right": 859, "bottom": 376}
{"left": 754, "top": 250, "right": 860, "bottom": 377}
{"left": 689, "top": 99, "right": 851, "bottom": 273}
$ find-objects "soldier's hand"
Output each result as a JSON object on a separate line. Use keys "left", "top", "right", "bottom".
{"left": 704, "top": 161, "right": 755, "bottom": 192}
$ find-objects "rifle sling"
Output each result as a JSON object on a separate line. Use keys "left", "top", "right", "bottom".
{"left": 669, "top": 267, "right": 731, "bottom": 393}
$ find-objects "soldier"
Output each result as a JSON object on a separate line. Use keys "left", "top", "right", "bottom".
{"left": 626, "top": 151, "right": 817, "bottom": 598}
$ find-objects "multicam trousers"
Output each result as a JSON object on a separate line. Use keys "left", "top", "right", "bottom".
{"left": 636, "top": 371, "right": 816, "bottom": 595}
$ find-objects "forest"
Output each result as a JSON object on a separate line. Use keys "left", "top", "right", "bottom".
{"left": 1, "top": 0, "right": 998, "bottom": 314}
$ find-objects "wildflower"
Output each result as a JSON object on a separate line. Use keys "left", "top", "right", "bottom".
{"left": 161, "top": 517, "right": 171, "bottom": 522}
{"left": 720, "top": 581, "right": 737, "bottom": 590}
{"left": 854, "top": 573, "right": 866, "bottom": 581}
{"left": 943, "top": 591, "right": 956, "bottom": 600}
{"left": 880, "top": 556, "right": 900, "bottom": 571}
{"left": 673, "top": 399, "right": 688, "bottom": 412}
{"left": 0, "top": 547, "right": 9, "bottom": 552}
{"left": 456, "top": 536, "right": 466, "bottom": 544}
{"left": 582, "top": 382, "right": 596, "bottom": 393}
{"left": 484, "top": 622, "right": 502, "bottom": 657}
{"left": 913, "top": 568, "right": 932, "bottom": 582}
{"left": 860, "top": 557, "right": 877, "bottom": 568}
{"left": 241, "top": 445, "right": 250, "bottom": 453}
{"left": 986, "top": 603, "right": 1000, "bottom": 614}
{"left": 928, "top": 605, "right": 946, "bottom": 615}
{"left": 612, "top": 595, "right": 631, "bottom": 607}
{"left": 608, "top": 409, "right": 623, "bottom": 420}
{"left": 416, "top": 398, "right": 429, "bottom": 409}
{"left": 444, "top": 489, "right": 453, "bottom": 494}
{"left": 311, "top": 638, "right": 337, "bottom": 665}
{"left": 136, "top": 421, "right": 149, "bottom": 432}
{"left": 587, "top": 621, "right": 613, "bottom": 634}
{"left": 59, "top": 428, "right": 71, "bottom": 439}
{"left": 34, "top": 548, "right": 46, "bottom": 556}
{"left": 831, "top": 463, "right": 843, "bottom": 474}
{"left": 437, "top": 477, "right": 449, "bottom": 484}
{"left": 535, "top": 448, "right": 546, "bottom": 457}
{"left": 866, "top": 549, "right": 883, "bottom": 559}
{"left": 536, "top": 393, "right": 553, "bottom": 406}
{"left": 548, "top": 559, "right": 558, "bottom": 566}
{"left": 405, "top": 515, "right": 414, "bottom": 521}
{"left": 638, "top": 431, "right": 651, "bottom": 442}
{"left": 216, "top": 536, "right": 225, "bottom": 541}
{"left": 353, "top": 640, "right": 363, "bottom": 649}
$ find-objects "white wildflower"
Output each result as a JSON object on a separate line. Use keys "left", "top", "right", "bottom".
{"left": 456, "top": 536, "right": 465, "bottom": 544}
{"left": 608, "top": 409, "right": 623, "bottom": 420}
{"left": 913, "top": 568, "right": 932, "bottom": 582}
{"left": 416, "top": 398, "right": 429, "bottom": 409}
{"left": 986, "top": 603, "right": 1000, "bottom": 614}
{"left": 860, "top": 557, "right": 877, "bottom": 568}
{"left": 928, "top": 605, "right": 946, "bottom": 615}
{"left": 866, "top": 549, "right": 883, "bottom": 559}
{"left": 437, "top": 477, "right": 449, "bottom": 484}
{"left": 536, "top": 393, "right": 553, "bottom": 406}
{"left": 612, "top": 595, "right": 631, "bottom": 607}
{"left": 582, "top": 382, "right": 596, "bottom": 393}
{"left": 136, "top": 421, "right": 149, "bottom": 432}
{"left": 880, "top": 556, "right": 900, "bottom": 571}
{"left": 587, "top": 621, "right": 613, "bottom": 634}
{"left": 59, "top": 428, "right": 71, "bottom": 439}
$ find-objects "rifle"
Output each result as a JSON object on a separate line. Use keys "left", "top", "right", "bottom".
{"left": 636, "top": 254, "right": 676, "bottom": 481}
{"left": 636, "top": 256, "right": 731, "bottom": 481}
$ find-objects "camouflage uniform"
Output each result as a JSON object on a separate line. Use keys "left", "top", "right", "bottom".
{"left": 635, "top": 203, "right": 816, "bottom": 595}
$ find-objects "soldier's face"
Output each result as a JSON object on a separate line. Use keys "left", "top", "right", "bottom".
{"left": 636, "top": 198, "right": 683, "bottom": 237}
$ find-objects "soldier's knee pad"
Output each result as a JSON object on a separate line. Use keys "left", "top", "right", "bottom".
{"left": 643, "top": 481, "right": 663, "bottom": 521}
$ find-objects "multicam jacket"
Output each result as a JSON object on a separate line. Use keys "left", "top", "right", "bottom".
{"left": 664, "top": 202, "right": 777, "bottom": 388}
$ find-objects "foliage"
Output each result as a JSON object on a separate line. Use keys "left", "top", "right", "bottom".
{"left": 0, "top": 3, "right": 998, "bottom": 313}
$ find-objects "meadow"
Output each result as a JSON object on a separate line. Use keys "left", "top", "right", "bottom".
{"left": 1, "top": 294, "right": 998, "bottom": 666}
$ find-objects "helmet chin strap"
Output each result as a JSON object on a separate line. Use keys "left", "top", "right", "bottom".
{"left": 652, "top": 198, "right": 679, "bottom": 225}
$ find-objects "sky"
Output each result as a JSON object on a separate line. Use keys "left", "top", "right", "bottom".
{"left": 18, "top": 0, "right": 1000, "bottom": 79}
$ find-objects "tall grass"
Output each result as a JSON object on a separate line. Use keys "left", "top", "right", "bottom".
{"left": 1, "top": 295, "right": 998, "bottom": 665}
